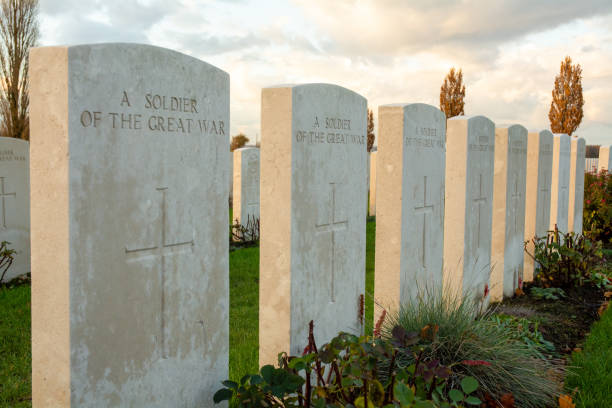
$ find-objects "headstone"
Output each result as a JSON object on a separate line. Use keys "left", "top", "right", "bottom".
{"left": 550, "top": 134, "right": 571, "bottom": 233}
{"left": 490, "top": 125, "right": 527, "bottom": 301}
{"left": 568, "top": 137, "right": 586, "bottom": 234}
{"left": 259, "top": 83, "right": 367, "bottom": 366}
{"left": 369, "top": 149, "right": 377, "bottom": 216}
{"left": 0, "top": 137, "right": 29, "bottom": 282}
{"left": 232, "top": 147, "right": 260, "bottom": 226}
{"left": 597, "top": 145, "right": 611, "bottom": 173}
{"left": 30, "top": 44, "right": 229, "bottom": 407}
{"left": 443, "top": 116, "right": 495, "bottom": 300}
{"left": 523, "top": 130, "right": 553, "bottom": 282}
{"left": 374, "top": 103, "right": 445, "bottom": 317}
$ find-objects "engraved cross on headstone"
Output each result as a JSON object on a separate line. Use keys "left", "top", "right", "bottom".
{"left": 473, "top": 174, "right": 487, "bottom": 249}
{"left": 125, "top": 187, "right": 194, "bottom": 359}
{"left": 414, "top": 176, "right": 434, "bottom": 268}
{"left": 0, "top": 177, "right": 16, "bottom": 228}
{"left": 539, "top": 174, "right": 550, "bottom": 224}
{"left": 315, "top": 182, "right": 348, "bottom": 303}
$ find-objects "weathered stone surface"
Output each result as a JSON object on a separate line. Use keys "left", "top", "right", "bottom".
{"left": 598, "top": 146, "right": 611, "bottom": 173}
{"left": 443, "top": 116, "right": 495, "bottom": 301}
{"left": 569, "top": 137, "right": 586, "bottom": 234}
{"left": 0, "top": 137, "right": 29, "bottom": 282}
{"left": 260, "top": 83, "right": 367, "bottom": 366}
{"left": 233, "top": 147, "right": 260, "bottom": 226}
{"left": 490, "top": 125, "right": 527, "bottom": 301}
{"left": 374, "top": 103, "right": 445, "bottom": 318}
{"left": 30, "top": 43, "right": 229, "bottom": 407}
{"left": 369, "top": 150, "right": 377, "bottom": 216}
{"left": 550, "top": 134, "right": 571, "bottom": 233}
{"left": 524, "top": 130, "right": 553, "bottom": 282}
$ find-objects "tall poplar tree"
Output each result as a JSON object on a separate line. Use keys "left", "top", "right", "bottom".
{"left": 549, "top": 56, "right": 584, "bottom": 136}
{"left": 439, "top": 67, "right": 465, "bottom": 119}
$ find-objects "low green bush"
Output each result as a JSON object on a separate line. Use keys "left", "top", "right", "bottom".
{"left": 583, "top": 170, "right": 612, "bottom": 244}
{"left": 216, "top": 321, "right": 482, "bottom": 407}
{"left": 525, "top": 227, "right": 604, "bottom": 289}
{"left": 382, "top": 292, "right": 561, "bottom": 408}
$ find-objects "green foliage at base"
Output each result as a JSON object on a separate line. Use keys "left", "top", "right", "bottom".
{"left": 565, "top": 305, "right": 612, "bottom": 407}
{"left": 384, "top": 293, "right": 560, "bottom": 408}
{"left": 0, "top": 285, "right": 31, "bottom": 407}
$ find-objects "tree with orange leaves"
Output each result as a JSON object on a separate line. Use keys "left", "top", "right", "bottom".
{"left": 440, "top": 67, "right": 466, "bottom": 119}
{"left": 366, "top": 108, "right": 375, "bottom": 152}
{"left": 549, "top": 56, "right": 584, "bottom": 136}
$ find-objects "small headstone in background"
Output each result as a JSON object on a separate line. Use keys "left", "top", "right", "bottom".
{"left": 524, "top": 130, "right": 553, "bottom": 282}
{"left": 0, "top": 136, "right": 29, "bottom": 282}
{"left": 233, "top": 147, "right": 260, "bottom": 227}
{"left": 597, "top": 145, "right": 611, "bottom": 173}
{"left": 490, "top": 125, "right": 527, "bottom": 301}
{"left": 259, "top": 83, "right": 367, "bottom": 366}
{"left": 550, "top": 134, "right": 571, "bottom": 233}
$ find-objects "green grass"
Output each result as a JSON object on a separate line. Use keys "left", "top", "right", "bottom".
{"left": 565, "top": 305, "right": 612, "bottom": 407}
{"left": 0, "top": 284, "right": 31, "bottom": 407}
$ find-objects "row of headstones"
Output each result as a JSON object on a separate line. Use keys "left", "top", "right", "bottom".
{"left": 0, "top": 43, "right": 592, "bottom": 406}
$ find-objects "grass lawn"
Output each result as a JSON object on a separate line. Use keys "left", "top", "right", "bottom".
{"left": 0, "top": 284, "right": 31, "bottom": 407}
{"left": 565, "top": 304, "right": 612, "bottom": 407}
{"left": 0, "top": 218, "right": 375, "bottom": 405}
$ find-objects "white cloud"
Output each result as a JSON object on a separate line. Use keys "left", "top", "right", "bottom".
{"left": 37, "top": 0, "right": 612, "bottom": 146}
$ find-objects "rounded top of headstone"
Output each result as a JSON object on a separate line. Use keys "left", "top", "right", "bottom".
{"left": 380, "top": 103, "right": 444, "bottom": 117}
{"left": 33, "top": 42, "right": 229, "bottom": 79}
{"left": 263, "top": 83, "right": 366, "bottom": 101}
{"left": 234, "top": 146, "right": 260, "bottom": 152}
{"left": 0, "top": 136, "right": 29, "bottom": 146}
{"left": 448, "top": 115, "right": 494, "bottom": 126}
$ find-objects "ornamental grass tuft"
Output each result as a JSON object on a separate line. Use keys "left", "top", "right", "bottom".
{"left": 381, "top": 289, "right": 562, "bottom": 408}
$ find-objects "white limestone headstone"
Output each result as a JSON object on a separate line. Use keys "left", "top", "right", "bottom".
{"left": 443, "top": 116, "right": 495, "bottom": 301}
{"left": 30, "top": 44, "right": 229, "bottom": 407}
{"left": 369, "top": 149, "right": 377, "bottom": 216}
{"left": 375, "top": 103, "right": 445, "bottom": 318}
{"left": 569, "top": 137, "right": 586, "bottom": 234}
{"left": 260, "top": 83, "right": 367, "bottom": 366}
{"left": 490, "top": 125, "right": 527, "bottom": 301}
{"left": 0, "top": 137, "right": 29, "bottom": 282}
{"left": 233, "top": 147, "right": 260, "bottom": 227}
{"left": 524, "top": 130, "right": 553, "bottom": 282}
{"left": 550, "top": 134, "right": 571, "bottom": 233}
{"left": 598, "top": 146, "right": 611, "bottom": 173}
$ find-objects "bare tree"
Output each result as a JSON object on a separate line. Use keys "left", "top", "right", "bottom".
{"left": 549, "top": 56, "right": 584, "bottom": 136}
{"left": 439, "top": 67, "right": 466, "bottom": 119}
{"left": 0, "top": 0, "right": 38, "bottom": 140}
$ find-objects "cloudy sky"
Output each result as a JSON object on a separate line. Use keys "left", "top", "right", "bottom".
{"left": 39, "top": 0, "right": 612, "bottom": 146}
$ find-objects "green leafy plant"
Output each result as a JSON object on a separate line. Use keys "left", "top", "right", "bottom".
{"left": 529, "top": 287, "right": 567, "bottom": 301}
{"left": 525, "top": 226, "right": 604, "bottom": 289}
{"left": 383, "top": 291, "right": 561, "bottom": 408}
{"left": 583, "top": 170, "right": 612, "bottom": 243}
{"left": 214, "top": 320, "right": 480, "bottom": 407}
{"left": 0, "top": 241, "right": 15, "bottom": 283}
